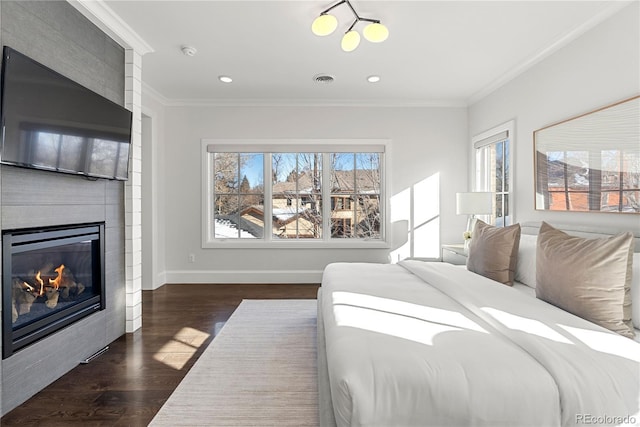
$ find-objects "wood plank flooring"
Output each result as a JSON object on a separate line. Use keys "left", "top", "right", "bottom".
{"left": 1, "top": 283, "right": 320, "bottom": 426}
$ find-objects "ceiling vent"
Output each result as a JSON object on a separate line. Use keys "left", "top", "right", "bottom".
{"left": 181, "top": 45, "right": 197, "bottom": 57}
{"left": 313, "top": 74, "right": 335, "bottom": 84}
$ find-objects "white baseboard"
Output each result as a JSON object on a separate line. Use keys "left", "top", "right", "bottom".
{"left": 142, "top": 271, "right": 167, "bottom": 291}
{"left": 156, "top": 271, "right": 167, "bottom": 288}
{"left": 163, "top": 269, "right": 323, "bottom": 284}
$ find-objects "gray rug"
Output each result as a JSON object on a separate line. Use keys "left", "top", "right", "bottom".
{"left": 150, "top": 299, "right": 319, "bottom": 426}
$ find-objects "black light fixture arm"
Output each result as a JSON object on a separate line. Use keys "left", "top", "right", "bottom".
{"left": 320, "top": 0, "right": 382, "bottom": 26}
{"left": 346, "top": 19, "right": 358, "bottom": 32}
{"left": 320, "top": 0, "right": 347, "bottom": 15}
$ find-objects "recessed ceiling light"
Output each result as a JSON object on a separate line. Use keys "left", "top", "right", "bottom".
{"left": 367, "top": 75, "right": 381, "bottom": 83}
{"left": 218, "top": 75, "right": 233, "bottom": 83}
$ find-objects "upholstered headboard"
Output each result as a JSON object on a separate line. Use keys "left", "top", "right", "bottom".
{"left": 520, "top": 221, "right": 640, "bottom": 253}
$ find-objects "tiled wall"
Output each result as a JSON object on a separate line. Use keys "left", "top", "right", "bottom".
{"left": 0, "top": 0, "right": 126, "bottom": 415}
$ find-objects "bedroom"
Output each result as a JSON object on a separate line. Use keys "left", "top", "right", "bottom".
{"left": 0, "top": 0, "right": 638, "bottom": 424}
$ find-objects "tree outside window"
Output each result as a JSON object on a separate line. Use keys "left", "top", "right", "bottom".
{"left": 208, "top": 146, "right": 384, "bottom": 242}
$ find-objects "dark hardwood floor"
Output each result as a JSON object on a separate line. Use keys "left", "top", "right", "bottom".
{"left": 1, "top": 283, "right": 320, "bottom": 426}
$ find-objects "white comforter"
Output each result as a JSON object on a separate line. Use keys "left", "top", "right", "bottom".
{"left": 320, "top": 261, "right": 640, "bottom": 427}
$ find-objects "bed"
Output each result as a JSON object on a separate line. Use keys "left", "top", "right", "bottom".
{"left": 317, "top": 222, "right": 640, "bottom": 427}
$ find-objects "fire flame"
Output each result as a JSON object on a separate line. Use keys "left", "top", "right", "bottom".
{"left": 28, "top": 264, "right": 65, "bottom": 296}
{"left": 35, "top": 271, "right": 45, "bottom": 296}
{"left": 50, "top": 264, "right": 65, "bottom": 290}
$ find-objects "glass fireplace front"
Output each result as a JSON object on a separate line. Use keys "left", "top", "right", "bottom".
{"left": 2, "top": 223, "right": 105, "bottom": 358}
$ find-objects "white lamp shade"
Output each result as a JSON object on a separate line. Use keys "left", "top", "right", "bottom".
{"left": 312, "top": 14, "right": 338, "bottom": 36}
{"left": 363, "top": 22, "right": 389, "bottom": 42}
{"left": 341, "top": 30, "right": 361, "bottom": 52}
{"left": 456, "top": 192, "right": 493, "bottom": 215}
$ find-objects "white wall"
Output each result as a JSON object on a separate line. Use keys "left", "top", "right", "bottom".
{"left": 153, "top": 105, "right": 468, "bottom": 283}
{"left": 144, "top": 4, "right": 638, "bottom": 286}
{"left": 468, "top": 3, "right": 640, "bottom": 234}
{"left": 141, "top": 93, "right": 167, "bottom": 289}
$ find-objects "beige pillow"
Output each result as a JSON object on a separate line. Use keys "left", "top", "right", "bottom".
{"left": 466, "top": 220, "right": 521, "bottom": 286}
{"left": 535, "top": 222, "right": 634, "bottom": 338}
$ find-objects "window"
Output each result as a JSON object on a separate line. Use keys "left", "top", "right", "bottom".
{"left": 272, "top": 153, "right": 323, "bottom": 239}
{"left": 330, "top": 153, "right": 381, "bottom": 238}
{"left": 213, "top": 152, "right": 265, "bottom": 239}
{"left": 473, "top": 123, "right": 513, "bottom": 226}
{"left": 538, "top": 148, "right": 640, "bottom": 212}
{"left": 533, "top": 97, "right": 640, "bottom": 213}
{"left": 203, "top": 141, "right": 386, "bottom": 247}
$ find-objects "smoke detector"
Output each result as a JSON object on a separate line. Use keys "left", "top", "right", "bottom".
{"left": 181, "top": 45, "right": 197, "bottom": 57}
{"left": 313, "top": 74, "right": 335, "bottom": 84}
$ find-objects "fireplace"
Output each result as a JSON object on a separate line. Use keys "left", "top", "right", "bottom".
{"left": 2, "top": 223, "right": 105, "bottom": 358}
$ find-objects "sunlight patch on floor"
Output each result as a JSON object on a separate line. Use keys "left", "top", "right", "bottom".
{"left": 153, "top": 327, "right": 211, "bottom": 370}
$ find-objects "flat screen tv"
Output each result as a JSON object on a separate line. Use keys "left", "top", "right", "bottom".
{"left": 0, "top": 46, "right": 132, "bottom": 180}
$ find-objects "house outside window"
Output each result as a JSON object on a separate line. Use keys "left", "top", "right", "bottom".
{"left": 202, "top": 140, "right": 387, "bottom": 247}
{"left": 473, "top": 122, "right": 514, "bottom": 226}
{"left": 537, "top": 148, "right": 640, "bottom": 212}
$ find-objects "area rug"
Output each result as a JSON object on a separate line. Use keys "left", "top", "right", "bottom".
{"left": 149, "top": 299, "right": 318, "bottom": 426}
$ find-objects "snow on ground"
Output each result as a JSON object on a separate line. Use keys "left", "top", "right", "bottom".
{"left": 214, "top": 219, "right": 256, "bottom": 238}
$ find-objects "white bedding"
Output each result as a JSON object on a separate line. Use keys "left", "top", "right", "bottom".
{"left": 320, "top": 261, "right": 640, "bottom": 427}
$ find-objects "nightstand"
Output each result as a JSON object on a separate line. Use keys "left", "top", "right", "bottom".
{"left": 441, "top": 244, "right": 467, "bottom": 265}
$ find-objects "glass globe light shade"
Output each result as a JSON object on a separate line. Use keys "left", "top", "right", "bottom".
{"left": 341, "top": 30, "right": 361, "bottom": 52}
{"left": 363, "top": 22, "right": 389, "bottom": 42}
{"left": 312, "top": 14, "right": 338, "bottom": 36}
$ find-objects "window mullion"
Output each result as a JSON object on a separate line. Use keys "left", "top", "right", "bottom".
{"left": 207, "top": 152, "right": 215, "bottom": 242}
{"left": 264, "top": 153, "right": 273, "bottom": 242}
{"left": 322, "top": 154, "right": 331, "bottom": 241}
{"left": 236, "top": 153, "right": 241, "bottom": 239}
{"left": 295, "top": 154, "right": 300, "bottom": 239}
{"left": 352, "top": 154, "right": 357, "bottom": 237}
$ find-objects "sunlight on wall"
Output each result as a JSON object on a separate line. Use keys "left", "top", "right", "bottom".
{"left": 390, "top": 187, "right": 411, "bottom": 262}
{"left": 153, "top": 326, "right": 211, "bottom": 370}
{"left": 414, "top": 174, "right": 440, "bottom": 258}
{"left": 390, "top": 173, "right": 441, "bottom": 261}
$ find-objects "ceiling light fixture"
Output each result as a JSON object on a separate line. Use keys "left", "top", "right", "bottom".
{"left": 311, "top": 0, "right": 389, "bottom": 52}
{"left": 218, "top": 75, "right": 233, "bottom": 83}
{"left": 367, "top": 75, "right": 381, "bottom": 83}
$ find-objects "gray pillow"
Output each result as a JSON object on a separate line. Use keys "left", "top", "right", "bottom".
{"left": 535, "top": 222, "right": 634, "bottom": 338}
{"left": 466, "top": 220, "right": 521, "bottom": 286}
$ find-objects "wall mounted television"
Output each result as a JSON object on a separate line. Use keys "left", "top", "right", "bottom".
{"left": 0, "top": 46, "right": 132, "bottom": 181}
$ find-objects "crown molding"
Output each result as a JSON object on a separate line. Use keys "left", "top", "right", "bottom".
{"left": 142, "top": 82, "right": 172, "bottom": 106}
{"left": 66, "top": 0, "right": 154, "bottom": 55}
{"left": 467, "top": 1, "right": 634, "bottom": 106}
{"left": 141, "top": 88, "right": 467, "bottom": 108}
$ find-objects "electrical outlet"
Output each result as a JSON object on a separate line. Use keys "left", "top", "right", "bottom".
{"left": 188, "top": 254, "right": 195, "bottom": 263}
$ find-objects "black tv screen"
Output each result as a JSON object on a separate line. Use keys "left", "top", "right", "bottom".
{"left": 0, "top": 46, "right": 132, "bottom": 180}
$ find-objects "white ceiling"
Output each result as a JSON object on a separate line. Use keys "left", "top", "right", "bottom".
{"left": 99, "top": 0, "right": 627, "bottom": 106}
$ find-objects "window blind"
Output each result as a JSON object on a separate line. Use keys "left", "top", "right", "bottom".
{"left": 207, "top": 144, "right": 385, "bottom": 153}
{"left": 473, "top": 130, "right": 509, "bottom": 149}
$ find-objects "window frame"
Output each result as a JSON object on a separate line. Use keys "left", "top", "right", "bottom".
{"left": 201, "top": 139, "right": 390, "bottom": 249}
{"left": 472, "top": 121, "right": 515, "bottom": 227}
